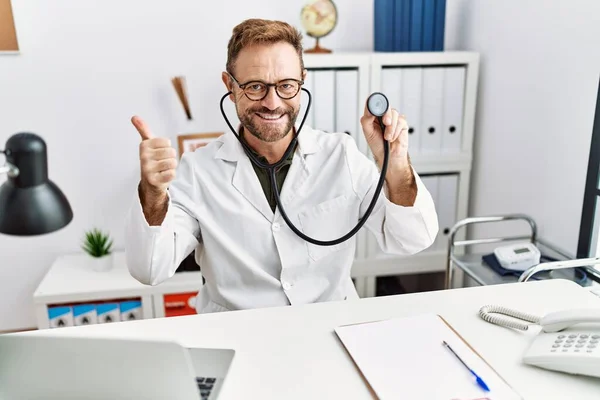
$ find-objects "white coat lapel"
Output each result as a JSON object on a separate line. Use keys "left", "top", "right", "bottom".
{"left": 232, "top": 155, "right": 274, "bottom": 222}
{"left": 277, "top": 127, "right": 321, "bottom": 211}
{"left": 215, "top": 131, "right": 274, "bottom": 222}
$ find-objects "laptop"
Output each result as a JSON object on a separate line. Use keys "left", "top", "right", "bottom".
{"left": 0, "top": 334, "right": 235, "bottom": 400}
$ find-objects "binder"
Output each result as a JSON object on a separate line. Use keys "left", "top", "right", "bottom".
{"left": 433, "top": 0, "right": 447, "bottom": 50}
{"left": 334, "top": 314, "right": 522, "bottom": 399}
{"left": 164, "top": 292, "right": 197, "bottom": 317}
{"left": 420, "top": 67, "right": 445, "bottom": 153}
{"left": 422, "top": 0, "right": 436, "bottom": 51}
{"left": 380, "top": 68, "right": 402, "bottom": 143}
{"left": 409, "top": 0, "right": 424, "bottom": 51}
{"left": 335, "top": 69, "right": 360, "bottom": 143}
{"left": 313, "top": 69, "right": 336, "bottom": 133}
{"left": 441, "top": 67, "right": 466, "bottom": 153}
{"left": 96, "top": 302, "right": 121, "bottom": 324}
{"left": 48, "top": 306, "right": 74, "bottom": 329}
{"left": 119, "top": 300, "right": 143, "bottom": 321}
{"left": 400, "top": 67, "right": 423, "bottom": 154}
{"left": 436, "top": 174, "right": 458, "bottom": 251}
{"left": 73, "top": 304, "right": 97, "bottom": 326}
{"left": 380, "top": 68, "right": 402, "bottom": 115}
{"left": 394, "top": 0, "right": 412, "bottom": 51}
{"left": 374, "top": 0, "right": 394, "bottom": 51}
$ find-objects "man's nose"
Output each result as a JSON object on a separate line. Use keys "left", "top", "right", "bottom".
{"left": 260, "top": 86, "right": 283, "bottom": 110}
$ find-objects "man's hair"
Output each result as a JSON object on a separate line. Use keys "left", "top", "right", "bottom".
{"left": 226, "top": 18, "right": 304, "bottom": 76}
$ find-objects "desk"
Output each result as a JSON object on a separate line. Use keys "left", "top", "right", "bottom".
{"left": 23, "top": 280, "right": 600, "bottom": 399}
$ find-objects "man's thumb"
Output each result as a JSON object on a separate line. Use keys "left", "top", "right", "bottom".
{"left": 131, "top": 116, "right": 154, "bottom": 140}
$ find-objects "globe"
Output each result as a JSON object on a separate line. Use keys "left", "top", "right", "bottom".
{"left": 300, "top": 0, "right": 337, "bottom": 53}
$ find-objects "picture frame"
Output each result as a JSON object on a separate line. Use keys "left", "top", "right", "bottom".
{"left": 0, "top": 0, "right": 19, "bottom": 53}
{"left": 177, "top": 132, "right": 223, "bottom": 157}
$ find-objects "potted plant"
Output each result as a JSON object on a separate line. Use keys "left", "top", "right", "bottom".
{"left": 82, "top": 228, "right": 114, "bottom": 272}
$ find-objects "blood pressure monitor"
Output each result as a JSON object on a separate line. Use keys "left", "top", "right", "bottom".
{"left": 493, "top": 243, "right": 541, "bottom": 271}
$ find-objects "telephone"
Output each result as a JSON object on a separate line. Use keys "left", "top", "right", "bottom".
{"left": 479, "top": 305, "right": 600, "bottom": 378}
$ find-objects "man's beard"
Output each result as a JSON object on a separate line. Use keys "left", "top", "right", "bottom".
{"left": 237, "top": 104, "right": 298, "bottom": 143}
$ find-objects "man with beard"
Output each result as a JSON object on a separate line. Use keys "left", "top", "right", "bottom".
{"left": 125, "top": 18, "right": 438, "bottom": 314}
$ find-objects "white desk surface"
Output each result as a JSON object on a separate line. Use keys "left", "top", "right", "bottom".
{"left": 24, "top": 279, "right": 600, "bottom": 399}
{"left": 33, "top": 251, "right": 203, "bottom": 303}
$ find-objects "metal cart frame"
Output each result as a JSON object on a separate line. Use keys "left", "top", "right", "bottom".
{"left": 445, "top": 214, "right": 600, "bottom": 289}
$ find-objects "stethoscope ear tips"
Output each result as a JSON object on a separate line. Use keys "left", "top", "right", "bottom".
{"left": 367, "top": 92, "right": 389, "bottom": 117}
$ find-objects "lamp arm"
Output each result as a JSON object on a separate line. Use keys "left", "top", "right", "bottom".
{"left": 0, "top": 149, "right": 20, "bottom": 178}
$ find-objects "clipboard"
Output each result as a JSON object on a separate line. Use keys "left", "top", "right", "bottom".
{"left": 334, "top": 313, "right": 523, "bottom": 400}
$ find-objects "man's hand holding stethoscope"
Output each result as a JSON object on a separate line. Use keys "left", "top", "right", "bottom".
{"left": 360, "top": 92, "right": 416, "bottom": 207}
{"left": 360, "top": 98, "right": 410, "bottom": 172}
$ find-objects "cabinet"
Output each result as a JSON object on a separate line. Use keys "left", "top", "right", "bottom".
{"left": 33, "top": 252, "right": 203, "bottom": 329}
{"left": 303, "top": 52, "right": 479, "bottom": 297}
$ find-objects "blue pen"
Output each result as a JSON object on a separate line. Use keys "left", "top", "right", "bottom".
{"left": 442, "top": 341, "right": 490, "bottom": 392}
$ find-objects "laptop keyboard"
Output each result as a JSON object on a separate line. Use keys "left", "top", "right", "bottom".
{"left": 196, "top": 377, "right": 217, "bottom": 399}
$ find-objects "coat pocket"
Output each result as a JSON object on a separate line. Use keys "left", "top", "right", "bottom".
{"left": 298, "top": 194, "right": 358, "bottom": 262}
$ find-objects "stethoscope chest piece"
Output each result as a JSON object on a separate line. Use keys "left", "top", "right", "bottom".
{"left": 367, "top": 92, "right": 389, "bottom": 117}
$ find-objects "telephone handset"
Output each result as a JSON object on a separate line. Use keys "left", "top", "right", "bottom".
{"left": 479, "top": 305, "right": 600, "bottom": 378}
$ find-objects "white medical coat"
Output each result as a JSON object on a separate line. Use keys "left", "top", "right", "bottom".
{"left": 124, "top": 126, "right": 439, "bottom": 314}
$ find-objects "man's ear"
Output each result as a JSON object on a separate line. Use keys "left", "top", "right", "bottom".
{"left": 222, "top": 72, "right": 235, "bottom": 102}
{"left": 302, "top": 68, "right": 307, "bottom": 82}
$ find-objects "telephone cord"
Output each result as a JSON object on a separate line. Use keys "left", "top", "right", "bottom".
{"left": 479, "top": 305, "right": 541, "bottom": 331}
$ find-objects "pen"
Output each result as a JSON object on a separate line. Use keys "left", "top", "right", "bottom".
{"left": 442, "top": 341, "right": 490, "bottom": 392}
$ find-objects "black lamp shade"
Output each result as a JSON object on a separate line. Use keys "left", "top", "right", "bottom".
{"left": 0, "top": 133, "right": 73, "bottom": 236}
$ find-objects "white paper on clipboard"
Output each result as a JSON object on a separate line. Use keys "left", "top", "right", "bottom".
{"left": 334, "top": 314, "right": 522, "bottom": 400}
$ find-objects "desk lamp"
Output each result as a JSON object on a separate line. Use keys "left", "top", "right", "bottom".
{"left": 0, "top": 133, "right": 73, "bottom": 235}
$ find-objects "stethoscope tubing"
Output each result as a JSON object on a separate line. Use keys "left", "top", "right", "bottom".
{"left": 219, "top": 88, "right": 390, "bottom": 246}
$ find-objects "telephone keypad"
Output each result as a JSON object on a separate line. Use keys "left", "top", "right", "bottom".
{"left": 551, "top": 333, "right": 597, "bottom": 354}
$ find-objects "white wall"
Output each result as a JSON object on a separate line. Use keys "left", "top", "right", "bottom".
{"left": 449, "top": 0, "right": 600, "bottom": 255}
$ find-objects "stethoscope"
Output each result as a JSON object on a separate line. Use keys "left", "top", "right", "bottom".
{"left": 219, "top": 87, "right": 391, "bottom": 246}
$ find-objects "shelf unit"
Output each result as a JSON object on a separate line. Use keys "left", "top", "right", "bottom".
{"left": 33, "top": 252, "right": 203, "bottom": 329}
{"left": 303, "top": 51, "right": 480, "bottom": 297}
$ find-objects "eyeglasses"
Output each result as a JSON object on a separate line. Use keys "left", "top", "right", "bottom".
{"left": 228, "top": 73, "right": 304, "bottom": 101}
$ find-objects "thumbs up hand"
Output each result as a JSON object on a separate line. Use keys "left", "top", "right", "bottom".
{"left": 131, "top": 116, "right": 178, "bottom": 198}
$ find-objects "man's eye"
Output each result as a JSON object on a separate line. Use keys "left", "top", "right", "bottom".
{"left": 249, "top": 84, "right": 265, "bottom": 91}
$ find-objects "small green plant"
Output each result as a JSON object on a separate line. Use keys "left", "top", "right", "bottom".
{"left": 82, "top": 228, "right": 113, "bottom": 258}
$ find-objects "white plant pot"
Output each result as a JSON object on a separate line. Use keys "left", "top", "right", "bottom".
{"left": 89, "top": 254, "right": 113, "bottom": 272}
